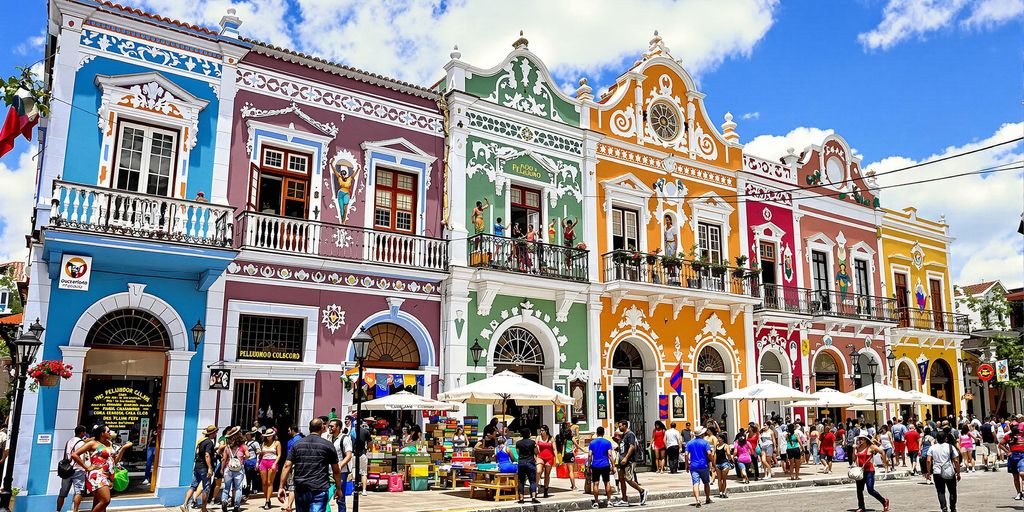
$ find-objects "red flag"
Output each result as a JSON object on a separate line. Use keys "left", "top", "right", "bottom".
{"left": 0, "top": 90, "right": 39, "bottom": 158}
{"left": 0, "top": 105, "right": 19, "bottom": 158}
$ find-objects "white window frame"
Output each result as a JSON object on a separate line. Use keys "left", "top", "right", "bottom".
{"left": 112, "top": 121, "right": 180, "bottom": 197}
{"left": 688, "top": 191, "right": 734, "bottom": 261}
{"left": 0, "top": 289, "right": 9, "bottom": 313}
{"left": 601, "top": 173, "right": 654, "bottom": 253}
{"left": 287, "top": 153, "right": 309, "bottom": 175}
{"left": 810, "top": 249, "right": 831, "bottom": 293}
{"left": 697, "top": 221, "right": 724, "bottom": 264}
{"left": 852, "top": 258, "right": 872, "bottom": 296}
{"left": 611, "top": 206, "right": 640, "bottom": 251}
{"left": 261, "top": 148, "right": 284, "bottom": 169}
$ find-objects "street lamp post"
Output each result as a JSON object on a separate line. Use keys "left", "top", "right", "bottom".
{"left": 0, "top": 319, "right": 43, "bottom": 512}
{"left": 867, "top": 358, "right": 880, "bottom": 426}
{"left": 350, "top": 329, "right": 372, "bottom": 512}
{"left": 470, "top": 338, "right": 484, "bottom": 368}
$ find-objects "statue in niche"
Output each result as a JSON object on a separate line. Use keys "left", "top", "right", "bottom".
{"left": 330, "top": 161, "right": 359, "bottom": 222}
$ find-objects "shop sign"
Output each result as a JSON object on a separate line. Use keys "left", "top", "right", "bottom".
{"left": 977, "top": 363, "right": 995, "bottom": 382}
{"left": 671, "top": 395, "right": 686, "bottom": 420}
{"left": 85, "top": 383, "right": 156, "bottom": 430}
{"left": 503, "top": 154, "right": 548, "bottom": 182}
{"left": 58, "top": 254, "right": 92, "bottom": 291}
{"left": 210, "top": 368, "right": 231, "bottom": 389}
{"left": 596, "top": 390, "right": 608, "bottom": 420}
{"left": 963, "top": 392, "right": 974, "bottom": 401}
{"left": 237, "top": 347, "right": 303, "bottom": 361}
{"left": 36, "top": 434, "right": 51, "bottom": 445}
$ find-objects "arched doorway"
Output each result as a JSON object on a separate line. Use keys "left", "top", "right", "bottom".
{"left": 896, "top": 362, "right": 915, "bottom": 419}
{"left": 813, "top": 351, "right": 842, "bottom": 423}
{"left": 856, "top": 351, "right": 883, "bottom": 389}
{"left": 929, "top": 359, "right": 955, "bottom": 420}
{"left": 759, "top": 351, "right": 786, "bottom": 420}
{"left": 696, "top": 346, "right": 732, "bottom": 435}
{"left": 362, "top": 322, "right": 422, "bottom": 430}
{"left": 79, "top": 309, "right": 170, "bottom": 494}
{"left": 493, "top": 326, "right": 546, "bottom": 433}
{"left": 611, "top": 340, "right": 652, "bottom": 461}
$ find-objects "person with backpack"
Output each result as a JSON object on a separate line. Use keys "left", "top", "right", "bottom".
{"left": 981, "top": 416, "right": 998, "bottom": 471}
{"left": 182, "top": 425, "right": 218, "bottom": 512}
{"left": 890, "top": 418, "right": 908, "bottom": 468}
{"left": 220, "top": 427, "right": 248, "bottom": 512}
{"left": 56, "top": 425, "right": 88, "bottom": 512}
{"left": 243, "top": 429, "right": 261, "bottom": 497}
{"left": 925, "top": 430, "right": 961, "bottom": 512}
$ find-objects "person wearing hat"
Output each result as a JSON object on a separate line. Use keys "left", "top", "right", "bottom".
{"left": 258, "top": 428, "right": 282, "bottom": 510}
{"left": 243, "top": 428, "right": 261, "bottom": 496}
{"left": 852, "top": 434, "right": 890, "bottom": 512}
{"left": 220, "top": 427, "right": 247, "bottom": 512}
{"left": 684, "top": 426, "right": 713, "bottom": 508}
{"left": 181, "top": 425, "right": 218, "bottom": 512}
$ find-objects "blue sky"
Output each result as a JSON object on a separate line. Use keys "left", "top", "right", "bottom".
{"left": 0, "top": 0, "right": 1021, "bottom": 287}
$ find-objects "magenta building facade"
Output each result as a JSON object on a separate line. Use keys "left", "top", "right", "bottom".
{"left": 198, "top": 44, "right": 448, "bottom": 433}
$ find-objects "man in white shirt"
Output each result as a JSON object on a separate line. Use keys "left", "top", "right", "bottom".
{"left": 56, "top": 425, "right": 88, "bottom": 512}
{"left": 664, "top": 423, "right": 683, "bottom": 474}
{"left": 328, "top": 418, "right": 354, "bottom": 512}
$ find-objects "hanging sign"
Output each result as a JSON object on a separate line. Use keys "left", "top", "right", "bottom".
{"left": 996, "top": 359, "right": 1010, "bottom": 383}
{"left": 918, "top": 360, "right": 929, "bottom": 385}
{"left": 658, "top": 395, "right": 669, "bottom": 420}
{"left": 977, "top": 363, "right": 995, "bottom": 382}
{"left": 58, "top": 254, "right": 92, "bottom": 291}
{"left": 963, "top": 392, "right": 975, "bottom": 401}
{"left": 209, "top": 368, "right": 231, "bottom": 389}
{"left": 596, "top": 390, "right": 608, "bottom": 420}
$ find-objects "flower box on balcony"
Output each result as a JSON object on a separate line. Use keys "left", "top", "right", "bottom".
{"left": 470, "top": 251, "right": 491, "bottom": 266}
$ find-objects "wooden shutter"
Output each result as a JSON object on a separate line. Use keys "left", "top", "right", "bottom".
{"left": 247, "top": 162, "right": 260, "bottom": 210}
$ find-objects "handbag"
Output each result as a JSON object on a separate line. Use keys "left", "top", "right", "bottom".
{"left": 57, "top": 439, "right": 83, "bottom": 479}
{"left": 847, "top": 465, "right": 864, "bottom": 481}
{"left": 938, "top": 445, "right": 956, "bottom": 480}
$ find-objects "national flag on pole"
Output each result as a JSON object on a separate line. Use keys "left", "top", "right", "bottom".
{"left": 416, "top": 374, "right": 424, "bottom": 387}
{"left": 0, "top": 88, "right": 38, "bottom": 158}
{"left": 670, "top": 364, "right": 683, "bottom": 395}
{"left": 659, "top": 395, "right": 669, "bottom": 420}
{"left": 344, "top": 366, "right": 360, "bottom": 382}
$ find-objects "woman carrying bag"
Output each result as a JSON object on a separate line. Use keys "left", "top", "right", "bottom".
{"left": 849, "top": 434, "right": 890, "bottom": 512}
{"left": 925, "top": 430, "right": 961, "bottom": 512}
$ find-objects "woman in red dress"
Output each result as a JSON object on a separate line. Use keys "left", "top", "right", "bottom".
{"left": 536, "top": 425, "right": 557, "bottom": 497}
{"left": 652, "top": 421, "right": 667, "bottom": 473}
{"left": 819, "top": 426, "right": 836, "bottom": 474}
{"left": 72, "top": 425, "right": 132, "bottom": 512}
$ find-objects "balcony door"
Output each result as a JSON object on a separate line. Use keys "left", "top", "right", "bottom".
{"left": 374, "top": 169, "right": 417, "bottom": 234}
{"left": 611, "top": 207, "right": 639, "bottom": 251}
{"left": 760, "top": 242, "right": 779, "bottom": 308}
{"left": 256, "top": 146, "right": 310, "bottom": 219}
{"left": 894, "top": 272, "right": 910, "bottom": 327}
{"left": 854, "top": 259, "right": 871, "bottom": 316}
{"left": 930, "top": 278, "right": 944, "bottom": 331}
{"left": 811, "top": 250, "right": 830, "bottom": 312}
{"left": 510, "top": 185, "right": 542, "bottom": 239}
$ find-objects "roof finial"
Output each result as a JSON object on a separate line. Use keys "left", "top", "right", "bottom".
{"left": 513, "top": 30, "right": 529, "bottom": 50}
{"left": 644, "top": 29, "right": 670, "bottom": 59}
{"left": 721, "top": 112, "right": 739, "bottom": 144}
{"left": 450, "top": 45, "right": 462, "bottom": 60}
{"left": 575, "top": 77, "right": 593, "bottom": 101}
{"left": 219, "top": 7, "right": 242, "bottom": 38}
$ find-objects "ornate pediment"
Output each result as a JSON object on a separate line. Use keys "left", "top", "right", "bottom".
{"left": 95, "top": 72, "right": 209, "bottom": 149}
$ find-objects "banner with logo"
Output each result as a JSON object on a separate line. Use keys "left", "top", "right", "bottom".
{"left": 918, "top": 360, "right": 929, "bottom": 385}
{"left": 58, "top": 254, "right": 92, "bottom": 291}
{"left": 659, "top": 395, "right": 669, "bottom": 420}
{"left": 996, "top": 359, "right": 1010, "bottom": 383}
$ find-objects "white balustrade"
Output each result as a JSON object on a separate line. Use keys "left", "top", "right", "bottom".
{"left": 50, "top": 180, "right": 233, "bottom": 247}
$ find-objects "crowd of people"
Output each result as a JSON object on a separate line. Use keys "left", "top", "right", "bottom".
{"left": 51, "top": 411, "right": 1024, "bottom": 512}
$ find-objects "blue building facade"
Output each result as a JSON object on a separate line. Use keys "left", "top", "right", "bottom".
{"left": 16, "top": 1, "right": 247, "bottom": 508}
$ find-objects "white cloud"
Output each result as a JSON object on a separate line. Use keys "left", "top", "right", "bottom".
{"left": 116, "top": 0, "right": 780, "bottom": 88}
{"left": 13, "top": 29, "right": 46, "bottom": 56}
{"left": 0, "top": 147, "right": 37, "bottom": 262}
{"left": 858, "top": 0, "right": 1024, "bottom": 51}
{"left": 866, "top": 122, "right": 1024, "bottom": 288}
{"left": 741, "top": 111, "right": 760, "bottom": 121}
{"left": 741, "top": 126, "right": 835, "bottom": 161}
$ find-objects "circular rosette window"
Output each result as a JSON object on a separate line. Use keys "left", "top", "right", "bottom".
{"left": 648, "top": 101, "right": 681, "bottom": 141}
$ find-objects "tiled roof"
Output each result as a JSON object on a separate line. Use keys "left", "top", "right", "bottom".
{"left": 92, "top": 1, "right": 219, "bottom": 36}
{"left": 0, "top": 261, "right": 25, "bottom": 283}
{"left": 0, "top": 313, "right": 22, "bottom": 325}
{"left": 956, "top": 280, "right": 1000, "bottom": 297}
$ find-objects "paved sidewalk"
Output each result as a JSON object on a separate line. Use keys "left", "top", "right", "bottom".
{"left": 119, "top": 460, "right": 929, "bottom": 512}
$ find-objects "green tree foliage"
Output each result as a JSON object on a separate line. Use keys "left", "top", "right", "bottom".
{"left": 955, "top": 284, "right": 1010, "bottom": 331}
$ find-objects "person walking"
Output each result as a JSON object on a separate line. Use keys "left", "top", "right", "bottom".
{"left": 536, "top": 425, "right": 556, "bottom": 497}
{"left": 925, "top": 430, "right": 961, "bottom": 512}
{"left": 852, "top": 434, "right": 890, "bottom": 512}
{"left": 72, "top": 425, "right": 133, "bottom": 512}
{"left": 514, "top": 427, "right": 540, "bottom": 504}
{"left": 981, "top": 416, "right": 998, "bottom": 471}
{"left": 555, "top": 422, "right": 578, "bottom": 491}
{"left": 758, "top": 424, "right": 775, "bottom": 478}
{"left": 243, "top": 429, "right": 261, "bottom": 497}
{"left": 258, "top": 428, "right": 282, "bottom": 510}
{"left": 651, "top": 421, "right": 667, "bottom": 473}
{"left": 876, "top": 425, "right": 895, "bottom": 472}
{"left": 906, "top": 424, "right": 922, "bottom": 476}
{"left": 181, "top": 425, "right": 217, "bottom": 512}
{"left": 664, "top": 422, "right": 682, "bottom": 474}
{"left": 277, "top": 418, "right": 342, "bottom": 512}
{"left": 958, "top": 425, "right": 975, "bottom": 472}
{"left": 808, "top": 424, "right": 820, "bottom": 466}
{"left": 891, "top": 418, "right": 908, "bottom": 468}
{"left": 587, "top": 426, "right": 614, "bottom": 508}
{"left": 613, "top": 420, "right": 648, "bottom": 506}
{"left": 819, "top": 426, "right": 836, "bottom": 474}
{"left": 784, "top": 423, "right": 802, "bottom": 480}
{"left": 999, "top": 423, "right": 1024, "bottom": 500}
{"left": 712, "top": 432, "right": 731, "bottom": 498}
{"left": 327, "top": 419, "right": 352, "bottom": 512}
{"left": 733, "top": 431, "right": 752, "bottom": 484}
{"left": 685, "top": 427, "right": 713, "bottom": 508}
{"left": 56, "top": 425, "right": 89, "bottom": 512}
{"left": 220, "top": 427, "right": 248, "bottom": 512}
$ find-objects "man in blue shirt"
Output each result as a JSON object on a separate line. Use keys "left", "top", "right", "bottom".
{"left": 685, "top": 426, "right": 714, "bottom": 508}
{"left": 587, "top": 426, "right": 614, "bottom": 508}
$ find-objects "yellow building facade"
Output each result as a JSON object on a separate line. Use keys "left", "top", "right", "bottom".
{"left": 580, "top": 35, "right": 760, "bottom": 440}
{"left": 881, "top": 207, "right": 970, "bottom": 421}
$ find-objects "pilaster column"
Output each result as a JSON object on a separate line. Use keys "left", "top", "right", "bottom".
{"left": 156, "top": 350, "right": 196, "bottom": 489}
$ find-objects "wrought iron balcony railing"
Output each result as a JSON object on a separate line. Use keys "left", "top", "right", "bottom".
{"left": 235, "top": 211, "right": 448, "bottom": 271}
{"left": 600, "top": 251, "right": 760, "bottom": 297}
{"left": 895, "top": 307, "right": 971, "bottom": 334}
{"left": 49, "top": 180, "right": 233, "bottom": 247}
{"left": 756, "top": 284, "right": 815, "bottom": 315}
{"left": 467, "top": 233, "right": 588, "bottom": 282}
{"left": 809, "top": 288, "right": 898, "bottom": 323}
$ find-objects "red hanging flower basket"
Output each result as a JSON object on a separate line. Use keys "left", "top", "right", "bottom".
{"left": 37, "top": 374, "right": 60, "bottom": 387}
{"left": 28, "top": 360, "right": 73, "bottom": 389}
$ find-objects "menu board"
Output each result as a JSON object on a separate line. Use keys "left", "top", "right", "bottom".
{"left": 81, "top": 380, "right": 157, "bottom": 431}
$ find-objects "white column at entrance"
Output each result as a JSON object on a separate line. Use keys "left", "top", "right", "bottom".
{"left": 45, "top": 346, "right": 91, "bottom": 494}
{"left": 586, "top": 297, "right": 603, "bottom": 428}
{"left": 156, "top": 350, "right": 197, "bottom": 489}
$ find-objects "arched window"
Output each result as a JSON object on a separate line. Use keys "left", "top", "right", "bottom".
{"left": 86, "top": 309, "right": 170, "bottom": 349}
{"left": 896, "top": 362, "right": 913, "bottom": 391}
{"left": 813, "top": 352, "right": 840, "bottom": 391}
{"left": 365, "top": 323, "right": 420, "bottom": 369}
{"left": 696, "top": 346, "right": 726, "bottom": 373}
{"left": 493, "top": 327, "right": 544, "bottom": 366}
{"left": 612, "top": 341, "right": 644, "bottom": 370}
{"left": 760, "top": 352, "right": 783, "bottom": 374}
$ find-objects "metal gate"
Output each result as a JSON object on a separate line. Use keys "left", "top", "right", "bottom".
{"left": 627, "top": 376, "right": 648, "bottom": 465}
{"left": 232, "top": 380, "right": 259, "bottom": 429}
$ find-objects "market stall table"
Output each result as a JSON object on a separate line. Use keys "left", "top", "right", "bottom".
{"left": 468, "top": 467, "right": 519, "bottom": 502}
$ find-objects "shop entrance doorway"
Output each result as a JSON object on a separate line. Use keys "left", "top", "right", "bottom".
{"left": 612, "top": 341, "right": 648, "bottom": 463}
{"left": 232, "top": 380, "right": 300, "bottom": 436}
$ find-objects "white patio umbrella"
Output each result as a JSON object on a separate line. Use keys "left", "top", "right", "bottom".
{"left": 714, "top": 380, "right": 814, "bottom": 401}
{"left": 437, "top": 370, "right": 574, "bottom": 421}
{"left": 785, "top": 388, "right": 873, "bottom": 408}
{"left": 904, "top": 390, "right": 950, "bottom": 406}
{"left": 849, "top": 383, "right": 917, "bottom": 404}
{"left": 349, "top": 390, "right": 460, "bottom": 412}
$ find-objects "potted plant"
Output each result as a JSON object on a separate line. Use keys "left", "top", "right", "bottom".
{"left": 747, "top": 263, "right": 761, "bottom": 279}
{"left": 646, "top": 248, "right": 662, "bottom": 265}
{"left": 689, "top": 244, "right": 708, "bottom": 272}
{"left": 661, "top": 252, "right": 683, "bottom": 269}
{"left": 711, "top": 261, "right": 728, "bottom": 277}
{"left": 732, "top": 255, "right": 748, "bottom": 278}
{"left": 28, "top": 360, "right": 73, "bottom": 391}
